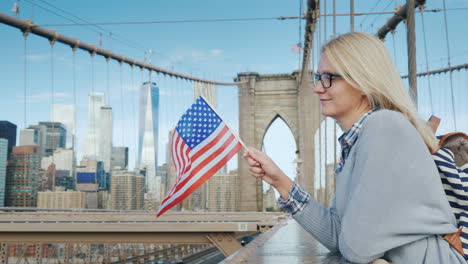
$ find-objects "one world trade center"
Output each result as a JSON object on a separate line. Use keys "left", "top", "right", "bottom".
{"left": 138, "top": 82, "right": 160, "bottom": 201}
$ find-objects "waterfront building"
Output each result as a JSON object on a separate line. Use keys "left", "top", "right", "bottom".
{"left": 41, "top": 148, "right": 75, "bottom": 178}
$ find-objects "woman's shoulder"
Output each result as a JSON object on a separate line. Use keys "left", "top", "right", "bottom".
{"left": 361, "top": 109, "right": 416, "bottom": 138}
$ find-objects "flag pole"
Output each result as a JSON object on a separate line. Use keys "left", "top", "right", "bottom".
{"left": 200, "top": 96, "right": 249, "bottom": 151}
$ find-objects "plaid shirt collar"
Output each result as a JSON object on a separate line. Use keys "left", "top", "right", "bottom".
{"left": 336, "top": 107, "right": 380, "bottom": 174}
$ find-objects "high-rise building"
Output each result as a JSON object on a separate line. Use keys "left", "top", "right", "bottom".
{"left": 100, "top": 106, "right": 113, "bottom": 172}
{"left": 37, "top": 187, "right": 85, "bottom": 209}
{"left": 0, "top": 139, "right": 8, "bottom": 206}
{"left": 0, "top": 121, "right": 17, "bottom": 159}
{"left": 28, "top": 124, "right": 47, "bottom": 158}
{"left": 51, "top": 104, "right": 75, "bottom": 149}
{"left": 41, "top": 148, "right": 75, "bottom": 179}
{"left": 111, "top": 146, "right": 128, "bottom": 169}
{"left": 5, "top": 145, "right": 40, "bottom": 207}
{"left": 206, "top": 170, "right": 238, "bottom": 212}
{"left": 38, "top": 122, "right": 66, "bottom": 157}
{"left": 111, "top": 169, "right": 144, "bottom": 210}
{"left": 138, "top": 82, "right": 160, "bottom": 200}
{"left": 83, "top": 92, "right": 105, "bottom": 160}
{"left": 19, "top": 129, "right": 38, "bottom": 146}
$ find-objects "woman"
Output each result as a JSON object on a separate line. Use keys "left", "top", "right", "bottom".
{"left": 244, "top": 32, "right": 465, "bottom": 263}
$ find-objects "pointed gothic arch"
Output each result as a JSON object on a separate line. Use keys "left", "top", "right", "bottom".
{"left": 235, "top": 71, "right": 321, "bottom": 211}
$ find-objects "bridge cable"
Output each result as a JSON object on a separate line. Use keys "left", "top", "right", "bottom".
{"left": 50, "top": 39, "right": 56, "bottom": 189}
{"left": 442, "top": 0, "right": 457, "bottom": 130}
{"left": 419, "top": 9, "right": 434, "bottom": 115}
{"left": 333, "top": 0, "right": 337, "bottom": 197}
{"left": 324, "top": 0, "right": 329, "bottom": 206}
{"left": 120, "top": 62, "right": 125, "bottom": 151}
{"left": 72, "top": 47, "right": 77, "bottom": 152}
{"left": 130, "top": 66, "right": 137, "bottom": 171}
{"left": 23, "top": 32, "right": 28, "bottom": 128}
{"left": 298, "top": 0, "right": 303, "bottom": 70}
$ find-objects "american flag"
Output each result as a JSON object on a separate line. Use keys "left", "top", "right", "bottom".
{"left": 291, "top": 43, "right": 302, "bottom": 53}
{"left": 156, "top": 96, "right": 243, "bottom": 217}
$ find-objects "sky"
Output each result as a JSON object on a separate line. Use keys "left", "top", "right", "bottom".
{"left": 0, "top": 0, "right": 467, "bottom": 195}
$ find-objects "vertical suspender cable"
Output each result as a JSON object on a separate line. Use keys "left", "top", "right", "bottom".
{"left": 50, "top": 41, "right": 55, "bottom": 190}
{"left": 298, "top": 0, "right": 303, "bottom": 70}
{"left": 323, "top": 0, "right": 328, "bottom": 206}
{"left": 131, "top": 67, "right": 137, "bottom": 170}
{"left": 419, "top": 10, "right": 434, "bottom": 115}
{"left": 406, "top": 0, "right": 418, "bottom": 108}
{"left": 333, "top": 0, "right": 337, "bottom": 173}
{"left": 350, "top": 0, "right": 355, "bottom": 32}
{"left": 72, "top": 49, "right": 77, "bottom": 151}
{"left": 23, "top": 33, "right": 28, "bottom": 128}
{"left": 120, "top": 63, "right": 125, "bottom": 147}
{"left": 442, "top": 0, "right": 457, "bottom": 130}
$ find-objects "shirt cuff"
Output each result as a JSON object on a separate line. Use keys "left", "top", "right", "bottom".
{"left": 277, "top": 182, "right": 311, "bottom": 215}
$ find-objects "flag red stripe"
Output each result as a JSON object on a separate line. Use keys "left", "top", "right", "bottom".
{"left": 157, "top": 142, "right": 242, "bottom": 217}
{"left": 168, "top": 125, "right": 229, "bottom": 191}
{"left": 172, "top": 134, "right": 235, "bottom": 194}
{"left": 159, "top": 137, "right": 239, "bottom": 214}
{"left": 172, "top": 132, "right": 181, "bottom": 175}
{"left": 191, "top": 126, "right": 229, "bottom": 161}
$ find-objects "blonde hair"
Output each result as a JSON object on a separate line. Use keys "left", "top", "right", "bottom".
{"left": 322, "top": 32, "right": 437, "bottom": 150}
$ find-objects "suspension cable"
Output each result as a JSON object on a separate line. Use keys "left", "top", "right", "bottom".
{"left": 419, "top": 9, "right": 434, "bottom": 115}
{"left": 23, "top": 32, "right": 28, "bottom": 128}
{"left": 442, "top": 0, "right": 457, "bottom": 130}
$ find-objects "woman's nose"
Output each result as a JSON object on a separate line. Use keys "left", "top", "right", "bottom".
{"left": 313, "top": 82, "right": 326, "bottom": 94}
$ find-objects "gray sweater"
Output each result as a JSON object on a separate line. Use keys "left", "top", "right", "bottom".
{"left": 293, "top": 110, "right": 466, "bottom": 263}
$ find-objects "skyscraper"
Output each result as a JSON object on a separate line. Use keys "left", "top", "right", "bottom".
{"left": 19, "top": 128, "right": 39, "bottom": 146}
{"left": 0, "top": 121, "right": 17, "bottom": 159}
{"left": 111, "top": 146, "right": 128, "bottom": 169}
{"left": 138, "top": 82, "right": 160, "bottom": 200}
{"left": 51, "top": 104, "right": 75, "bottom": 149}
{"left": 83, "top": 92, "right": 105, "bottom": 161}
{"left": 38, "top": 122, "right": 66, "bottom": 157}
{"left": 111, "top": 169, "right": 144, "bottom": 210}
{"left": 0, "top": 139, "right": 7, "bottom": 206}
{"left": 100, "top": 106, "right": 113, "bottom": 172}
{"left": 28, "top": 124, "right": 47, "bottom": 158}
{"left": 6, "top": 145, "right": 40, "bottom": 207}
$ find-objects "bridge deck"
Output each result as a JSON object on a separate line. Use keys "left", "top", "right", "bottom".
{"left": 223, "top": 219, "right": 343, "bottom": 263}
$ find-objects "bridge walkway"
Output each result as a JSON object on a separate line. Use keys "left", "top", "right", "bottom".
{"left": 223, "top": 219, "right": 342, "bottom": 263}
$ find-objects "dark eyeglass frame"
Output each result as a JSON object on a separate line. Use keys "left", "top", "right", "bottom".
{"left": 313, "top": 72, "right": 342, "bottom": 88}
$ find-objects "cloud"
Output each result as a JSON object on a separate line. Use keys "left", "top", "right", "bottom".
{"left": 210, "top": 49, "right": 223, "bottom": 56}
{"left": 25, "top": 54, "right": 49, "bottom": 62}
{"left": 161, "top": 48, "right": 225, "bottom": 68}
{"left": 27, "top": 92, "right": 71, "bottom": 102}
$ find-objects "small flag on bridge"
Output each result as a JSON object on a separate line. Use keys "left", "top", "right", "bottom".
{"left": 157, "top": 96, "right": 244, "bottom": 217}
{"left": 292, "top": 43, "right": 302, "bottom": 53}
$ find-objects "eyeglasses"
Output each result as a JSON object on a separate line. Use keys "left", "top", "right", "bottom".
{"left": 313, "top": 72, "right": 342, "bottom": 88}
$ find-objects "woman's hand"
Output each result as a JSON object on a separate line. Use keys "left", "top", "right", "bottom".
{"left": 243, "top": 147, "right": 294, "bottom": 199}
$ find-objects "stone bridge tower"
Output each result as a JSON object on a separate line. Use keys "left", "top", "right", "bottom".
{"left": 235, "top": 71, "right": 321, "bottom": 212}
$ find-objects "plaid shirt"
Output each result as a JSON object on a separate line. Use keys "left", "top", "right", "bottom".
{"left": 277, "top": 182, "right": 310, "bottom": 215}
{"left": 278, "top": 108, "right": 379, "bottom": 215}
{"left": 335, "top": 107, "right": 380, "bottom": 175}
